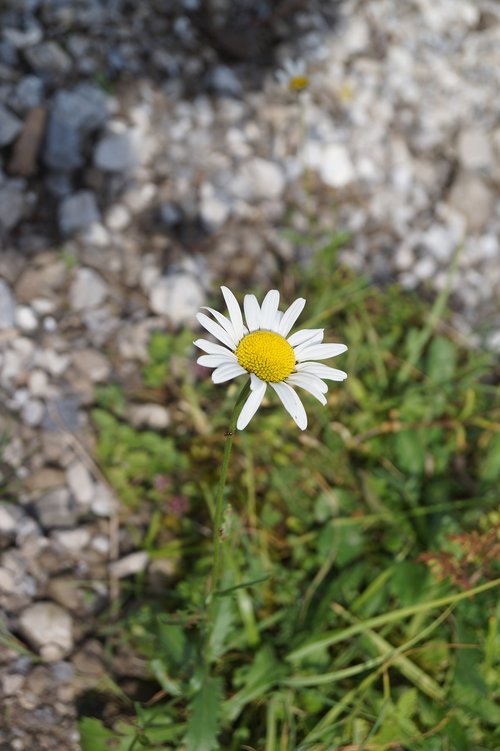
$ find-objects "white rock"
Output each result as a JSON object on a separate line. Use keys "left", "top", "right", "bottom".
{"left": 420, "top": 225, "right": 457, "bottom": 262}
{"left": 70, "top": 268, "right": 108, "bottom": 311}
{"left": 52, "top": 528, "right": 91, "bottom": 552}
{"left": 19, "top": 602, "right": 73, "bottom": 661}
{"left": 37, "top": 349, "right": 69, "bottom": 376}
{"left": 28, "top": 369, "right": 49, "bottom": 397}
{"left": 457, "top": 128, "right": 493, "bottom": 171}
{"left": 448, "top": 172, "right": 494, "bottom": 232}
{"left": 66, "top": 462, "right": 94, "bottom": 507}
{"left": 319, "top": 144, "right": 355, "bottom": 188}
{"left": 110, "top": 551, "right": 149, "bottom": 579}
{"left": 15, "top": 305, "right": 38, "bottom": 332}
{"left": 91, "top": 483, "right": 117, "bottom": 517}
{"left": 149, "top": 272, "right": 204, "bottom": 326}
{"left": 413, "top": 256, "right": 437, "bottom": 281}
{"left": 128, "top": 404, "right": 171, "bottom": 430}
{"left": 21, "top": 399, "right": 44, "bottom": 426}
{"left": 0, "top": 503, "right": 20, "bottom": 534}
{"left": 199, "top": 182, "right": 230, "bottom": 230}
{"left": 105, "top": 204, "right": 131, "bottom": 231}
{"left": 238, "top": 158, "right": 285, "bottom": 200}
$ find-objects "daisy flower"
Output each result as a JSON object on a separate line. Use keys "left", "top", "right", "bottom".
{"left": 194, "top": 287, "right": 347, "bottom": 431}
{"left": 276, "top": 58, "right": 310, "bottom": 93}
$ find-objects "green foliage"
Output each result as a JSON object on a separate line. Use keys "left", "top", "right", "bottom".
{"left": 84, "top": 237, "right": 500, "bottom": 749}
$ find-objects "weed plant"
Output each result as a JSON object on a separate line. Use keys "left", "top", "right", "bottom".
{"left": 81, "top": 243, "right": 500, "bottom": 751}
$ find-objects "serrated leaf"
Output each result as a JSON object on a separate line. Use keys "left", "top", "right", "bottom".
{"left": 184, "top": 675, "right": 223, "bottom": 751}
{"left": 79, "top": 717, "right": 132, "bottom": 751}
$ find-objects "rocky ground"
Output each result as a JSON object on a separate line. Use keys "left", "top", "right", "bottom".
{"left": 0, "top": 0, "right": 499, "bottom": 748}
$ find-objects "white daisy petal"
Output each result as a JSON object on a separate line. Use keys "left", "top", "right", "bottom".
{"left": 286, "top": 373, "right": 328, "bottom": 405}
{"left": 212, "top": 363, "right": 247, "bottom": 384}
{"left": 202, "top": 306, "right": 238, "bottom": 347}
{"left": 260, "top": 290, "right": 280, "bottom": 330}
{"left": 221, "top": 286, "right": 245, "bottom": 342}
{"left": 244, "top": 294, "right": 261, "bottom": 331}
{"left": 196, "top": 312, "right": 236, "bottom": 350}
{"left": 296, "top": 362, "right": 348, "bottom": 381}
{"left": 250, "top": 373, "right": 265, "bottom": 390}
{"left": 197, "top": 353, "right": 236, "bottom": 368}
{"left": 237, "top": 379, "right": 267, "bottom": 430}
{"left": 295, "top": 343, "right": 348, "bottom": 361}
{"left": 194, "top": 339, "right": 234, "bottom": 356}
{"left": 293, "top": 332, "right": 329, "bottom": 357}
{"left": 287, "top": 328, "right": 324, "bottom": 347}
{"left": 271, "top": 381, "right": 308, "bottom": 430}
{"left": 278, "top": 298, "right": 306, "bottom": 337}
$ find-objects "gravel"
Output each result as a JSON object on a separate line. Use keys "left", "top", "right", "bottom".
{"left": 0, "top": 0, "right": 499, "bottom": 745}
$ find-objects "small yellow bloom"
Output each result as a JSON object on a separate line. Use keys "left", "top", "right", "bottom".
{"left": 276, "top": 59, "right": 310, "bottom": 94}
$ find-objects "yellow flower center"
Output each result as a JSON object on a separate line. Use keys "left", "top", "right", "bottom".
{"left": 236, "top": 330, "right": 296, "bottom": 383}
{"left": 289, "top": 75, "right": 309, "bottom": 92}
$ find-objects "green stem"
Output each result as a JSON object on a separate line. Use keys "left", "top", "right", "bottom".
{"left": 208, "top": 380, "right": 251, "bottom": 605}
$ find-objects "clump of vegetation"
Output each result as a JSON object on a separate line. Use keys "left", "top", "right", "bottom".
{"left": 82, "top": 240, "right": 500, "bottom": 751}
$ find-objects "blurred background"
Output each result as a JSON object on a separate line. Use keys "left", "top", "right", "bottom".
{"left": 0, "top": 1, "right": 499, "bottom": 749}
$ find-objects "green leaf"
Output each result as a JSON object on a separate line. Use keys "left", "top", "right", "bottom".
{"left": 223, "top": 645, "right": 285, "bottom": 722}
{"left": 79, "top": 717, "right": 133, "bottom": 751}
{"left": 184, "top": 675, "right": 223, "bottom": 751}
{"left": 427, "top": 336, "right": 457, "bottom": 383}
{"left": 394, "top": 428, "right": 426, "bottom": 475}
{"left": 480, "top": 432, "right": 500, "bottom": 483}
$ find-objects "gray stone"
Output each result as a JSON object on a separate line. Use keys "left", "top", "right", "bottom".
{"left": 59, "top": 191, "right": 100, "bottom": 235}
{"left": 0, "top": 182, "right": 25, "bottom": 231}
{"left": 149, "top": 272, "right": 204, "bottom": 325}
{"left": 0, "top": 105, "right": 22, "bottom": 146}
{"left": 94, "top": 130, "right": 138, "bottom": 172}
{"left": 207, "top": 65, "right": 243, "bottom": 98}
{"left": 3, "top": 25, "right": 43, "bottom": 50}
{"left": 0, "top": 279, "right": 15, "bottom": 329}
{"left": 8, "top": 75, "right": 44, "bottom": 115}
{"left": 42, "top": 396, "right": 81, "bottom": 433}
{"left": 69, "top": 267, "right": 108, "bottom": 310}
{"left": 159, "top": 202, "right": 182, "bottom": 227}
{"left": 44, "top": 84, "right": 109, "bottom": 172}
{"left": 24, "top": 42, "right": 72, "bottom": 78}
{"left": 18, "top": 602, "right": 73, "bottom": 661}
{"left": 35, "top": 487, "right": 76, "bottom": 529}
